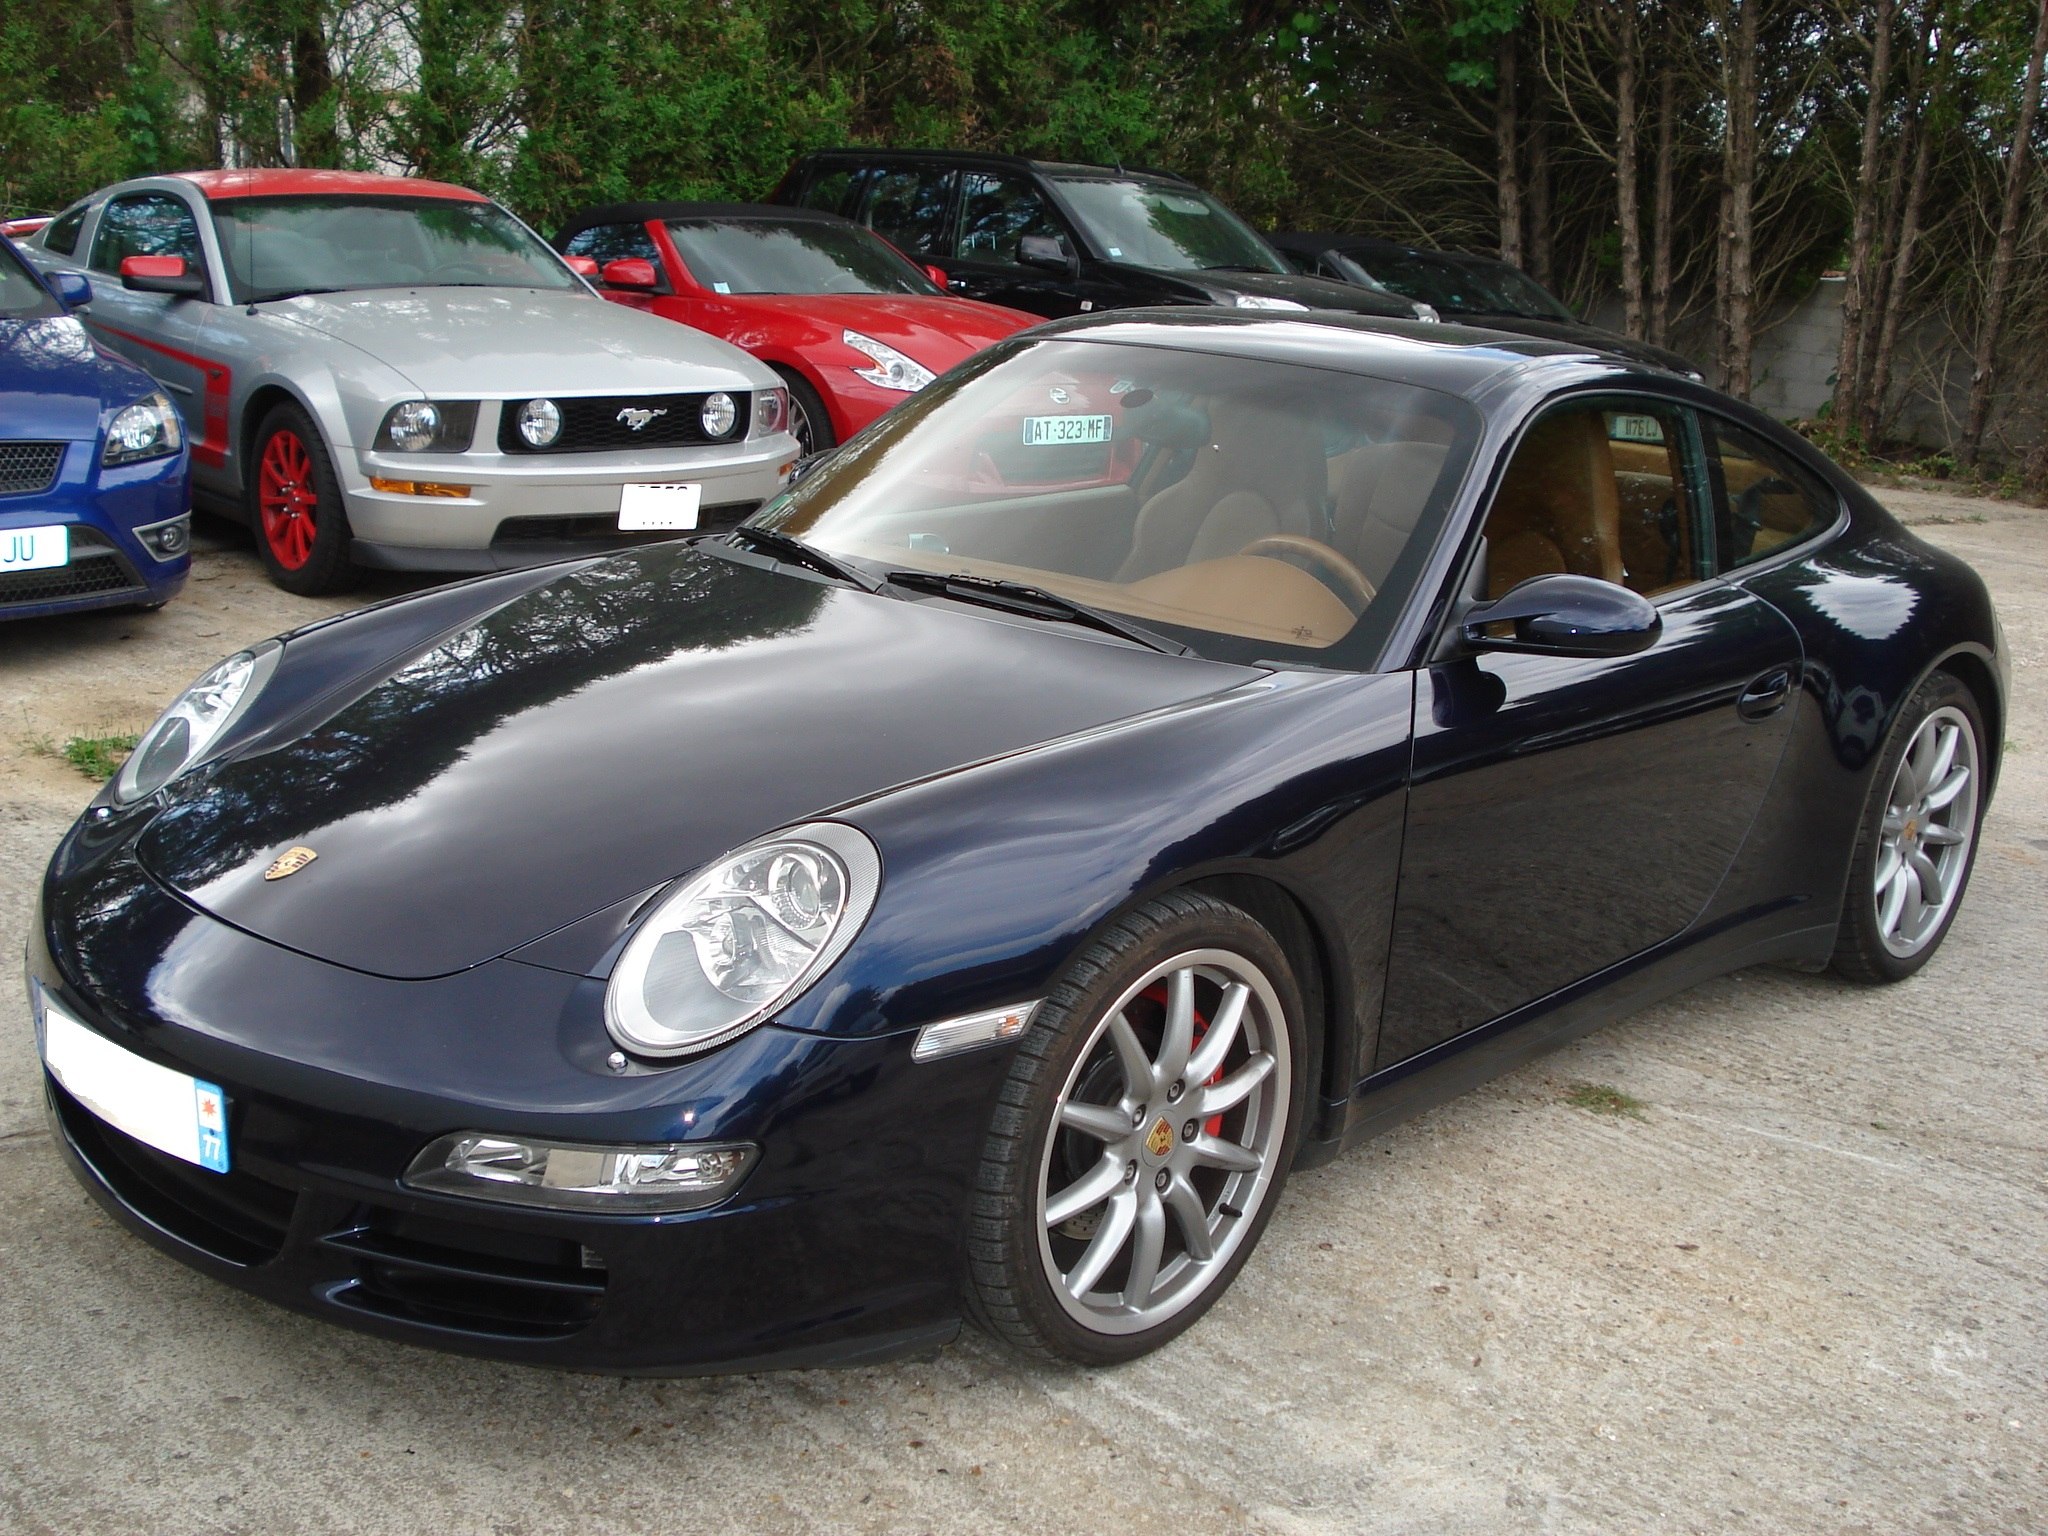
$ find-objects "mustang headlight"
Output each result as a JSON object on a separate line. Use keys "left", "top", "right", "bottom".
{"left": 842, "top": 330, "right": 934, "bottom": 392}
{"left": 112, "top": 643, "right": 281, "bottom": 805}
{"left": 103, "top": 391, "right": 183, "bottom": 466}
{"left": 606, "top": 821, "right": 881, "bottom": 1058}
{"left": 376, "top": 399, "right": 478, "bottom": 452}
{"left": 749, "top": 386, "right": 789, "bottom": 438}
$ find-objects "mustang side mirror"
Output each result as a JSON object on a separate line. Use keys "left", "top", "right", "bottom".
{"left": 1460, "top": 573, "right": 1661, "bottom": 659}
{"left": 563, "top": 255, "right": 601, "bottom": 278}
{"left": 1018, "top": 234, "right": 1077, "bottom": 277}
{"left": 51, "top": 271, "right": 93, "bottom": 308}
{"left": 602, "top": 258, "right": 659, "bottom": 290}
{"left": 120, "top": 255, "right": 205, "bottom": 297}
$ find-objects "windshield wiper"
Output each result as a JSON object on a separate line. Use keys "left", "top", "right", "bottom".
{"left": 884, "top": 570, "right": 1190, "bottom": 655}
{"left": 250, "top": 286, "right": 353, "bottom": 303}
{"left": 723, "top": 525, "right": 884, "bottom": 592}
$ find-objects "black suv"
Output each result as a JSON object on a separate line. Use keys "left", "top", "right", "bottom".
{"left": 1269, "top": 231, "right": 1702, "bottom": 377}
{"left": 770, "top": 150, "right": 1428, "bottom": 323}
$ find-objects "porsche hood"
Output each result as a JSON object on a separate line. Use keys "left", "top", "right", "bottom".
{"left": 135, "top": 546, "right": 1255, "bottom": 979}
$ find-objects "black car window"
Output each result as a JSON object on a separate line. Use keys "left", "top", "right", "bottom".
{"left": 956, "top": 173, "right": 1063, "bottom": 265}
{"left": 0, "top": 240, "right": 60, "bottom": 318}
{"left": 1701, "top": 416, "right": 1838, "bottom": 571}
{"left": 90, "top": 193, "right": 203, "bottom": 275}
{"left": 564, "top": 221, "right": 665, "bottom": 281}
{"left": 1479, "top": 399, "right": 1701, "bottom": 600}
{"left": 859, "top": 167, "right": 956, "bottom": 258}
{"left": 795, "top": 165, "right": 867, "bottom": 218}
{"left": 43, "top": 203, "right": 88, "bottom": 257}
{"left": 664, "top": 218, "right": 933, "bottom": 295}
{"left": 1350, "top": 247, "right": 1572, "bottom": 321}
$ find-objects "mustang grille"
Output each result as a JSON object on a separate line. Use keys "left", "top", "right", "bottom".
{"left": 496, "top": 392, "right": 751, "bottom": 454}
{"left": 0, "top": 440, "right": 65, "bottom": 495}
{"left": 0, "top": 527, "right": 143, "bottom": 609}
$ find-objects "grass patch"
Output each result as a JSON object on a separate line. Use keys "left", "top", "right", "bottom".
{"left": 60, "top": 732, "right": 141, "bottom": 781}
{"left": 1562, "top": 1081, "right": 1647, "bottom": 1120}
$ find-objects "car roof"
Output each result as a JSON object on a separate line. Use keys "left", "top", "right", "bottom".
{"left": 790, "top": 147, "right": 1194, "bottom": 188}
{"left": 556, "top": 201, "right": 855, "bottom": 241}
{"left": 1024, "top": 309, "right": 1648, "bottom": 398}
{"left": 167, "top": 169, "right": 489, "bottom": 203}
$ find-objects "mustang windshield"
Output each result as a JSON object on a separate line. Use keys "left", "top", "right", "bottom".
{"left": 211, "top": 196, "right": 579, "bottom": 303}
{"left": 1049, "top": 179, "right": 1292, "bottom": 275}
{"left": 763, "top": 336, "right": 1479, "bottom": 666}
{"left": 665, "top": 218, "right": 937, "bottom": 296}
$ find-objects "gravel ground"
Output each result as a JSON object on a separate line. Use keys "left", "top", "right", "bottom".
{"left": 1, "top": 493, "right": 2042, "bottom": 1535}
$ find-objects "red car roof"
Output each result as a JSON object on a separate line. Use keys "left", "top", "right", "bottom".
{"left": 171, "top": 169, "right": 490, "bottom": 204}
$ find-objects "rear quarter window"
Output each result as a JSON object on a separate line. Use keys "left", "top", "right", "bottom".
{"left": 43, "top": 202, "right": 88, "bottom": 256}
{"left": 1702, "top": 416, "right": 1839, "bottom": 571}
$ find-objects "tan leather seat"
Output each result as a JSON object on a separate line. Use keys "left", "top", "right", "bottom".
{"left": 1116, "top": 403, "right": 1327, "bottom": 581}
{"left": 1329, "top": 440, "right": 1451, "bottom": 586}
{"left": 1481, "top": 410, "right": 1624, "bottom": 597}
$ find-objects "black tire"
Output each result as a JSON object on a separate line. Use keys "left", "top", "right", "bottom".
{"left": 773, "top": 367, "right": 836, "bottom": 458}
{"left": 964, "top": 891, "right": 1308, "bottom": 1364}
{"left": 246, "top": 403, "right": 358, "bottom": 596}
{"left": 1831, "top": 670, "right": 1987, "bottom": 983}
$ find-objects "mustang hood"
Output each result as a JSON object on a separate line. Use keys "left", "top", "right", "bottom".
{"left": 136, "top": 546, "right": 1254, "bottom": 979}
{"left": 270, "top": 286, "right": 774, "bottom": 399}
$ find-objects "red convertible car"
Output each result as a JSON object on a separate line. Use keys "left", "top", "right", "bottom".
{"left": 555, "top": 203, "right": 1035, "bottom": 456}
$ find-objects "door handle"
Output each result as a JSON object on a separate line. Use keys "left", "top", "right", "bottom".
{"left": 1736, "top": 666, "right": 1795, "bottom": 721}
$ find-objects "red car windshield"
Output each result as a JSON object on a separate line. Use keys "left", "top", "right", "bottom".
{"left": 211, "top": 196, "right": 579, "bottom": 303}
{"left": 664, "top": 218, "right": 938, "bottom": 297}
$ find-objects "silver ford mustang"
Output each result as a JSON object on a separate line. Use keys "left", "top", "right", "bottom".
{"left": 22, "top": 170, "right": 798, "bottom": 593}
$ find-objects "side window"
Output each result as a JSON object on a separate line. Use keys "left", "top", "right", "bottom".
{"left": 90, "top": 194, "right": 202, "bottom": 274}
{"left": 1479, "top": 399, "right": 1700, "bottom": 599}
{"left": 564, "top": 222, "right": 665, "bottom": 282}
{"left": 1702, "top": 416, "right": 1837, "bottom": 570}
{"left": 956, "top": 173, "right": 1061, "bottom": 264}
{"left": 43, "top": 203, "right": 88, "bottom": 256}
{"left": 795, "top": 166, "right": 867, "bottom": 217}
{"left": 859, "top": 167, "right": 956, "bottom": 258}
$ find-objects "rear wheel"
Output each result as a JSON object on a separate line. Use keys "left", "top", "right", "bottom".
{"left": 249, "top": 403, "right": 357, "bottom": 596}
{"left": 773, "top": 368, "right": 836, "bottom": 459}
{"left": 1832, "top": 671, "right": 1986, "bottom": 982}
{"left": 965, "top": 892, "right": 1306, "bottom": 1363}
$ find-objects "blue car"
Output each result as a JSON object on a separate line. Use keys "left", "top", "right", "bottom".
{"left": 1, "top": 236, "right": 189, "bottom": 620}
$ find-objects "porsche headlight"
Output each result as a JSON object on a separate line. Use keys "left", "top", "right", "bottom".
{"left": 103, "top": 391, "right": 182, "bottom": 465}
{"left": 605, "top": 822, "right": 880, "bottom": 1058}
{"left": 112, "top": 643, "right": 281, "bottom": 805}
{"left": 843, "top": 330, "right": 934, "bottom": 392}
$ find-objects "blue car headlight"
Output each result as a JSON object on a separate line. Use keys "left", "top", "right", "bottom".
{"left": 605, "top": 822, "right": 881, "bottom": 1059}
{"left": 112, "top": 643, "right": 281, "bottom": 805}
{"left": 102, "top": 391, "right": 182, "bottom": 466}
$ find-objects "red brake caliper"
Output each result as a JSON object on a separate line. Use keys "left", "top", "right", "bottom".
{"left": 1140, "top": 983, "right": 1225, "bottom": 1136}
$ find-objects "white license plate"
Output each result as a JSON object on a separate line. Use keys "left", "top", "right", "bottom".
{"left": 1021, "top": 414, "right": 1111, "bottom": 447}
{"left": 618, "top": 482, "right": 703, "bottom": 531}
{"left": 0, "top": 524, "right": 68, "bottom": 572}
{"left": 40, "top": 997, "right": 229, "bottom": 1173}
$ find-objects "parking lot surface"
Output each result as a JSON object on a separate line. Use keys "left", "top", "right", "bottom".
{"left": 2, "top": 498, "right": 2042, "bottom": 1535}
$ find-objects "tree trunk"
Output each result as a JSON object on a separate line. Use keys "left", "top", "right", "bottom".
{"left": 1650, "top": 35, "right": 1676, "bottom": 348}
{"left": 291, "top": 15, "right": 338, "bottom": 168}
{"left": 1960, "top": 0, "right": 2048, "bottom": 468}
{"left": 1864, "top": 14, "right": 1939, "bottom": 444}
{"left": 1831, "top": 0, "right": 1896, "bottom": 437}
{"left": 1528, "top": 88, "right": 1554, "bottom": 286}
{"left": 1719, "top": 0, "right": 1760, "bottom": 400}
{"left": 1616, "top": 0, "right": 1644, "bottom": 338}
{"left": 1497, "top": 31, "right": 1523, "bottom": 268}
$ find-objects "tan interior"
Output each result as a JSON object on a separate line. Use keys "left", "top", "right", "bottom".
{"left": 1329, "top": 441, "right": 1452, "bottom": 587}
{"left": 1481, "top": 410, "right": 1624, "bottom": 596}
{"left": 1116, "top": 404, "right": 1327, "bottom": 581}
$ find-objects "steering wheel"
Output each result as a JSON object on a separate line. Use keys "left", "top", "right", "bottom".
{"left": 1237, "top": 534, "right": 1377, "bottom": 612}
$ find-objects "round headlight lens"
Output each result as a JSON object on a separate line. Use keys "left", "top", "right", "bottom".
{"left": 605, "top": 822, "right": 881, "bottom": 1058}
{"left": 700, "top": 391, "right": 737, "bottom": 438}
{"left": 518, "top": 398, "right": 562, "bottom": 448}
{"left": 113, "top": 643, "right": 282, "bottom": 805}
{"left": 387, "top": 400, "right": 442, "bottom": 451}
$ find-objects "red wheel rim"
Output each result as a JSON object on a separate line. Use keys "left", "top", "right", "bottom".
{"left": 257, "top": 430, "right": 318, "bottom": 570}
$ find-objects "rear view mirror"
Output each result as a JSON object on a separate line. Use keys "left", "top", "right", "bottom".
{"left": 924, "top": 263, "right": 952, "bottom": 290}
{"left": 50, "top": 271, "right": 93, "bottom": 308}
{"left": 563, "top": 255, "right": 601, "bottom": 278}
{"left": 120, "top": 255, "right": 205, "bottom": 297}
{"left": 1018, "top": 234, "right": 1077, "bottom": 276}
{"left": 1461, "top": 573, "right": 1661, "bottom": 658}
{"left": 602, "top": 258, "right": 659, "bottom": 290}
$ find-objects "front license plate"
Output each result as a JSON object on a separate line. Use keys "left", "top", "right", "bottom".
{"left": 0, "top": 524, "right": 68, "bottom": 572}
{"left": 40, "top": 998, "right": 229, "bottom": 1173}
{"left": 618, "top": 482, "right": 703, "bottom": 531}
{"left": 1021, "top": 413, "right": 1111, "bottom": 447}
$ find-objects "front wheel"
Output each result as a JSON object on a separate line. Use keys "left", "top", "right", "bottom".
{"left": 773, "top": 367, "right": 836, "bottom": 459}
{"left": 1832, "top": 671, "right": 1986, "bottom": 982}
{"left": 965, "top": 891, "right": 1307, "bottom": 1364}
{"left": 248, "top": 403, "right": 358, "bottom": 596}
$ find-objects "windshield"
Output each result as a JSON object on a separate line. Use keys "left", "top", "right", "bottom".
{"left": 664, "top": 218, "right": 936, "bottom": 296}
{"left": 211, "top": 196, "right": 579, "bottom": 303}
{"left": 1336, "top": 248, "right": 1572, "bottom": 321}
{"left": 0, "top": 241, "right": 59, "bottom": 319}
{"left": 1048, "top": 179, "right": 1291, "bottom": 275}
{"left": 763, "top": 337, "right": 1478, "bottom": 665}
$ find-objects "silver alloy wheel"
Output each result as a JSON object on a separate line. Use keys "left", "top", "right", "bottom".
{"left": 1034, "top": 948, "right": 1291, "bottom": 1336}
{"left": 787, "top": 391, "right": 819, "bottom": 457}
{"left": 1874, "top": 704, "right": 1980, "bottom": 958}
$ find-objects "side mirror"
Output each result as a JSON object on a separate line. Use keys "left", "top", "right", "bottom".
{"left": 923, "top": 263, "right": 952, "bottom": 290}
{"left": 120, "top": 254, "right": 206, "bottom": 297}
{"left": 601, "top": 258, "right": 658, "bottom": 290}
{"left": 563, "top": 255, "right": 601, "bottom": 278}
{"left": 1018, "top": 233, "right": 1077, "bottom": 277}
{"left": 51, "top": 271, "right": 93, "bottom": 308}
{"left": 1460, "top": 573, "right": 1661, "bottom": 658}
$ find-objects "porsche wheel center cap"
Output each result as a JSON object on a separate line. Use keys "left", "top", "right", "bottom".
{"left": 1143, "top": 1116, "right": 1175, "bottom": 1162}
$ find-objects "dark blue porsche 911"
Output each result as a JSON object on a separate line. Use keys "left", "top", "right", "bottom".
{"left": 29, "top": 311, "right": 2003, "bottom": 1372}
{"left": 0, "top": 236, "right": 189, "bottom": 619}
